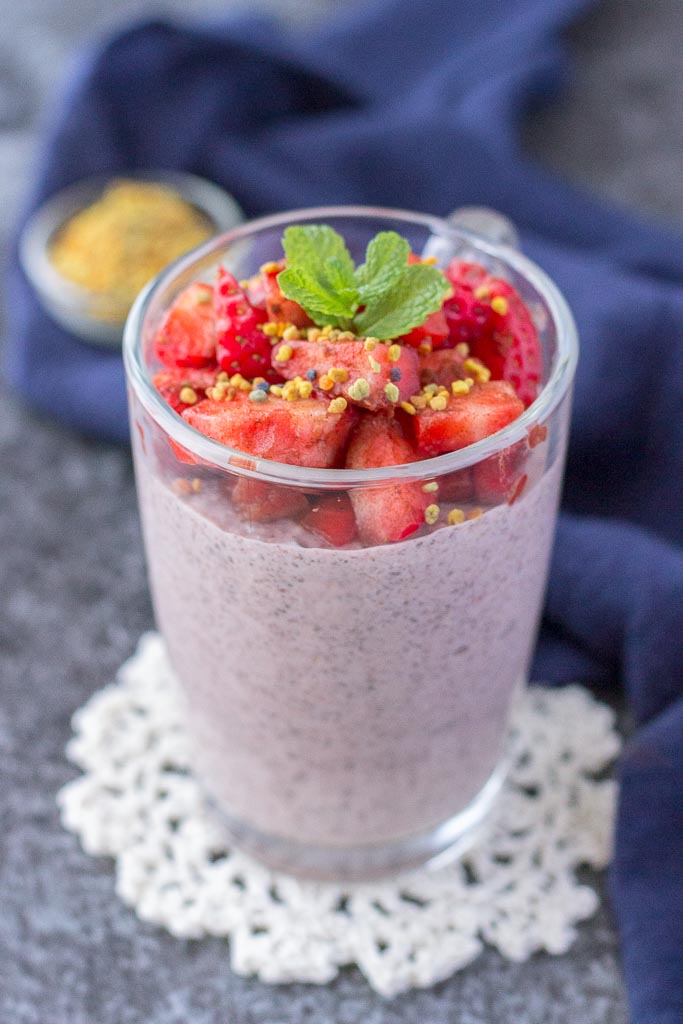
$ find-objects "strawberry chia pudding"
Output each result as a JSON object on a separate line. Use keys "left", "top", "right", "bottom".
{"left": 124, "top": 209, "right": 578, "bottom": 878}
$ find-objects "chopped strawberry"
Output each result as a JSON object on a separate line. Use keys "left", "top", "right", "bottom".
{"left": 214, "top": 268, "right": 281, "bottom": 382}
{"left": 412, "top": 381, "right": 524, "bottom": 457}
{"left": 444, "top": 261, "right": 542, "bottom": 406}
{"left": 400, "top": 308, "right": 450, "bottom": 349}
{"left": 182, "top": 393, "right": 356, "bottom": 468}
{"left": 152, "top": 367, "right": 216, "bottom": 413}
{"left": 438, "top": 467, "right": 475, "bottom": 503}
{"left": 154, "top": 283, "right": 216, "bottom": 368}
{"left": 442, "top": 268, "right": 494, "bottom": 348}
{"left": 232, "top": 477, "right": 308, "bottom": 522}
{"left": 273, "top": 340, "right": 419, "bottom": 411}
{"left": 468, "top": 276, "right": 542, "bottom": 407}
{"left": 418, "top": 348, "right": 467, "bottom": 388}
{"left": 474, "top": 440, "right": 529, "bottom": 505}
{"left": 262, "top": 261, "right": 312, "bottom": 328}
{"left": 301, "top": 493, "right": 358, "bottom": 546}
{"left": 345, "top": 417, "right": 428, "bottom": 545}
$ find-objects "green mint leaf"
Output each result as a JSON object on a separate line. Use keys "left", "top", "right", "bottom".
{"left": 355, "top": 231, "right": 410, "bottom": 305}
{"left": 282, "top": 225, "right": 356, "bottom": 283}
{"left": 277, "top": 266, "right": 355, "bottom": 328}
{"left": 280, "top": 225, "right": 358, "bottom": 326}
{"left": 354, "top": 263, "right": 450, "bottom": 339}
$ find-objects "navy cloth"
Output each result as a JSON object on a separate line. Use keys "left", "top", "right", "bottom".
{"left": 5, "top": 1, "right": 682, "bottom": 1019}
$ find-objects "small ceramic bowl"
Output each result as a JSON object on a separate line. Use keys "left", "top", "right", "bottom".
{"left": 19, "top": 170, "right": 244, "bottom": 349}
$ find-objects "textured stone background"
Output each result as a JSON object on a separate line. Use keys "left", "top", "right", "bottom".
{"left": 2, "top": 1, "right": 682, "bottom": 1021}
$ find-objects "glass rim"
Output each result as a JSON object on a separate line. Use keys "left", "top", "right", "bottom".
{"left": 123, "top": 204, "right": 578, "bottom": 489}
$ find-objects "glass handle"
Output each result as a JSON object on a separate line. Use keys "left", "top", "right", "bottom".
{"left": 445, "top": 206, "right": 520, "bottom": 250}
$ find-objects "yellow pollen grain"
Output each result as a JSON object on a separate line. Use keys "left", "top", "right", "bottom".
{"left": 328, "top": 367, "right": 349, "bottom": 383}
{"left": 384, "top": 382, "right": 400, "bottom": 403}
{"left": 448, "top": 508, "right": 466, "bottom": 526}
{"left": 178, "top": 386, "right": 198, "bottom": 405}
{"left": 269, "top": 385, "right": 283, "bottom": 398}
{"left": 307, "top": 327, "right": 322, "bottom": 342}
{"left": 474, "top": 284, "right": 490, "bottom": 300}
{"left": 364, "top": 337, "right": 377, "bottom": 352}
{"left": 191, "top": 478, "right": 202, "bottom": 493}
{"left": 274, "top": 344, "right": 293, "bottom": 362}
{"left": 422, "top": 481, "right": 439, "bottom": 493}
{"left": 422, "top": 255, "right": 438, "bottom": 264}
{"left": 282, "top": 325, "right": 300, "bottom": 341}
{"left": 262, "top": 322, "right": 279, "bottom": 337}
{"left": 348, "top": 377, "right": 371, "bottom": 401}
{"left": 338, "top": 330, "right": 356, "bottom": 341}
{"left": 368, "top": 356, "right": 381, "bottom": 373}
{"left": 321, "top": 325, "right": 334, "bottom": 337}
{"left": 411, "top": 394, "right": 428, "bottom": 410}
{"left": 216, "top": 371, "right": 229, "bottom": 382}
{"left": 455, "top": 342, "right": 469, "bottom": 357}
{"left": 424, "top": 504, "right": 440, "bottom": 525}
{"left": 418, "top": 341, "right": 433, "bottom": 355}
{"left": 491, "top": 296, "right": 509, "bottom": 316}
{"left": 463, "top": 358, "right": 491, "bottom": 383}
{"left": 260, "top": 261, "right": 281, "bottom": 274}
{"left": 297, "top": 380, "right": 313, "bottom": 399}
{"left": 423, "top": 383, "right": 439, "bottom": 395}
{"left": 429, "top": 395, "right": 448, "bottom": 411}
{"left": 318, "top": 374, "right": 335, "bottom": 391}
{"left": 451, "top": 379, "right": 471, "bottom": 395}
{"left": 387, "top": 344, "right": 401, "bottom": 362}
{"left": 400, "top": 401, "right": 416, "bottom": 415}
{"left": 327, "top": 397, "right": 348, "bottom": 414}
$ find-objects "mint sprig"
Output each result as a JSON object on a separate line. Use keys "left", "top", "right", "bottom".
{"left": 277, "top": 225, "right": 450, "bottom": 339}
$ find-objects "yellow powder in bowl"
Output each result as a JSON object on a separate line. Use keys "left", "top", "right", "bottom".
{"left": 48, "top": 179, "right": 214, "bottom": 321}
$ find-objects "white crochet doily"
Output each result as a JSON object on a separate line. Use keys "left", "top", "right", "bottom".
{"left": 58, "top": 633, "right": 620, "bottom": 998}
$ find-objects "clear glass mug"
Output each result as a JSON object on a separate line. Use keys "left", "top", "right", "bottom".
{"left": 123, "top": 207, "right": 578, "bottom": 880}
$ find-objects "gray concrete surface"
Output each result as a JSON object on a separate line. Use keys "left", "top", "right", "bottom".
{"left": 3, "top": 0, "right": 683, "bottom": 1020}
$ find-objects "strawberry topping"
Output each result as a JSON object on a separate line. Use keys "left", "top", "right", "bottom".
{"left": 214, "top": 268, "right": 282, "bottom": 382}
{"left": 154, "top": 283, "right": 216, "bottom": 368}
{"left": 346, "top": 416, "right": 428, "bottom": 545}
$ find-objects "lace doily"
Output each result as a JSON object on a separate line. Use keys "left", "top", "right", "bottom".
{"left": 58, "top": 633, "right": 620, "bottom": 998}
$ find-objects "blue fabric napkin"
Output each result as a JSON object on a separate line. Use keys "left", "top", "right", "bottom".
{"left": 5, "top": 1, "right": 682, "bottom": 1018}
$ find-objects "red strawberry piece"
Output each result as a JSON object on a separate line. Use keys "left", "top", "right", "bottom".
{"left": 214, "top": 268, "right": 282, "bottom": 382}
{"left": 345, "top": 416, "right": 429, "bottom": 545}
{"left": 468, "top": 276, "right": 542, "bottom": 407}
{"left": 412, "top": 381, "right": 524, "bottom": 457}
{"left": 262, "top": 261, "right": 312, "bottom": 328}
{"left": 152, "top": 367, "right": 217, "bottom": 413}
{"left": 444, "top": 261, "right": 542, "bottom": 407}
{"left": 442, "top": 267, "right": 494, "bottom": 348}
{"left": 154, "top": 283, "right": 216, "bottom": 369}
{"left": 418, "top": 348, "right": 467, "bottom": 388}
{"left": 474, "top": 439, "right": 529, "bottom": 505}
{"left": 182, "top": 393, "right": 356, "bottom": 468}
{"left": 301, "top": 493, "right": 358, "bottom": 547}
{"left": 232, "top": 477, "right": 308, "bottom": 523}
{"left": 438, "top": 467, "right": 475, "bottom": 503}
{"left": 400, "top": 308, "right": 450, "bottom": 349}
{"left": 273, "top": 340, "right": 420, "bottom": 412}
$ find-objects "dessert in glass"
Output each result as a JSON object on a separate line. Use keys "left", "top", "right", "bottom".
{"left": 123, "top": 207, "right": 578, "bottom": 880}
